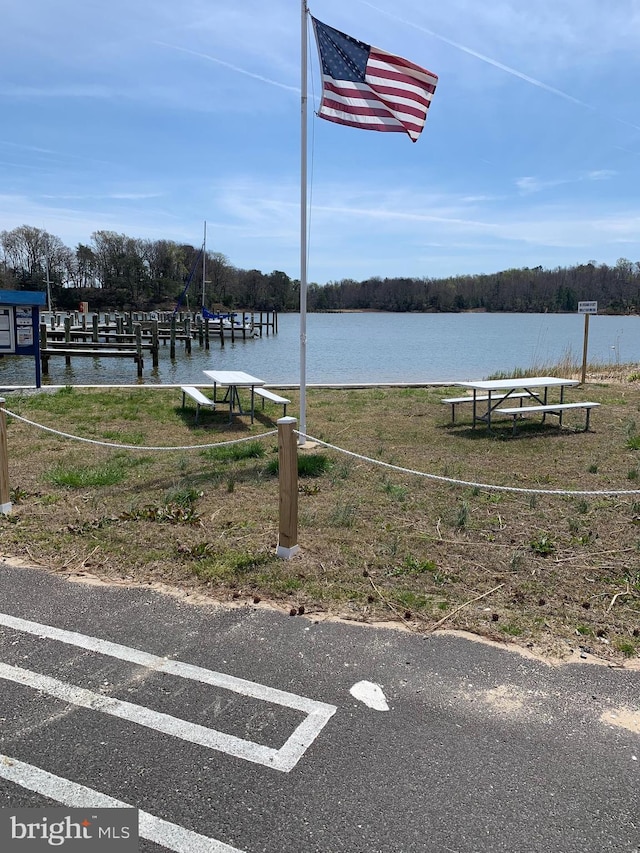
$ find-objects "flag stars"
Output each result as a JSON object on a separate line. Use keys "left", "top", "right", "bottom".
{"left": 315, "top": 24, "right": 368, "bottom": 83}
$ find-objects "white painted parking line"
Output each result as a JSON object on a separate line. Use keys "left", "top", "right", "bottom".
{"left": 0, "top": 753, "right": 246, "bottom": 853}
{"left": 0, "top": 662, "right": 289, "bottom": 770}
{"left": 0, "top": 612, "right": 336, "bottom": 772}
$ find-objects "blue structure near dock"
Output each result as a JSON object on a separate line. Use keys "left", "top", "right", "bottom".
{"left": 0, "top": 290, "right": 47, "bottom": 387}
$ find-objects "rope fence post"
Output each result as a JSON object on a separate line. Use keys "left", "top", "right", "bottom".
{"left": 276, "top": 416, "right": 300, "bottom": 559}
{"left": 0, "top": 398, "right": 11, "bottom": 515}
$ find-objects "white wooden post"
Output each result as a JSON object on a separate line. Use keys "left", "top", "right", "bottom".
{"left": 276, "top": 416, "right": 299, "bottom": 558}
{"left": 0, "top": 398, "right": 11, "bottom": 515}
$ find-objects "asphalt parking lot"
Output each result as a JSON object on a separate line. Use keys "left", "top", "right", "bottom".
{"left": 0, "top": 560, "right": 638, "bottom": 852}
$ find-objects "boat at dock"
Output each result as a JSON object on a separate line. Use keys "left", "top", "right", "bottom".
{"left": 201, "top": 308, "right": 260, "bottom": 338}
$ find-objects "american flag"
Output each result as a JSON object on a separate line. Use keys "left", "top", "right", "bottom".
{"left": 311, "top": 17, "right": 438, "bottom": 143}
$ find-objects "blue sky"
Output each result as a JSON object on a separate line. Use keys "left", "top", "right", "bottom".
{"left": 2, "top": 0, "right": 640, "bottom": 285}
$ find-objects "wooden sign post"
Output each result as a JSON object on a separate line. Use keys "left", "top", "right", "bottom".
{"left": 578, "top": 301, "right": 598, "bottom": 385}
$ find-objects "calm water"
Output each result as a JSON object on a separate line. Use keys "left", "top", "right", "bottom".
{"left": 1, "top": 312, "right": 638, "bottom": 388}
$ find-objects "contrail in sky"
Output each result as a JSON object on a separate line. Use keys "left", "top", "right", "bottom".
{"left": 157, "top": 13, "right": 640, "bottom": 134}
{"left": 155, "top": 42, "right": 299, "bottom": 94}
{"left": 361, "top": 0, "right": 589, "bottom": 107}
{"left": 360, "top": 1, "right": 640, "bottom": 132}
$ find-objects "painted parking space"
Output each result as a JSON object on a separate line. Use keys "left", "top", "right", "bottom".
{"left": 0, "top": 612, "right": 336, "bottom": 773}
{"left": 0, "top": 606, "right": 338, "bottom": 852}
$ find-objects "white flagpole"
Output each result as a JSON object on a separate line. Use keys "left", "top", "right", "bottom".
{"left": 201, "top": 220, "right": 207, "bottom": 309}
{"left": 299, "top": 0, "right": 308, "bottom": 444}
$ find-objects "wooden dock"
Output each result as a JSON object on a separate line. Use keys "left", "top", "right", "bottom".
{"left": 40, "top": 320, "right": 151, "bottom": 377}
{"left": 38, "top": 309, "right": 278, "bottom": 378}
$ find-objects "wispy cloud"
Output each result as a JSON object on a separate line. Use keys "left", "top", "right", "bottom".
{"left": 0, "top": 141, "right": 61, "bottom": 154}
{"left": 516, "top": 170, "right": 617, "bottom": 194}
{"left": 40, "top": 192, "right": 164, "bottom": 201}
{"left": 0, "top": 193, "right": 179, "bottom": 246}
{"left": 0, "top": 140, "right": 114, "bottom": 168}
{"left": 0, "top": 85, "right": 114, "bottom": 98}
{"left": 586, "top": 170, "right": 616, "bottom": 181}
{"left": 210, "top": 176, "right": 640, "bottom": 255}
{"left": 109, "top": 192, "right": 164, "bottom": 200}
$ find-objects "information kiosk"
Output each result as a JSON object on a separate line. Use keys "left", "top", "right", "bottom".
{"left": 0, "top": 290, "right": 47, "bottom": 387}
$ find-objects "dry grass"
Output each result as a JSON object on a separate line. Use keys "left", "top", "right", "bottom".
{"left": 2, "top": 371, "right": 640, "bottom": 664}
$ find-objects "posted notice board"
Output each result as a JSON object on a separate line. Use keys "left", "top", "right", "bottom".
{"left": 0, "top": 308, "right": 16, "bottom": 353}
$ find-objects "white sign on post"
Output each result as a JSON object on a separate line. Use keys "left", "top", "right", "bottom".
{"left": 578, "top": 302, "right": 597, "bottom": 383}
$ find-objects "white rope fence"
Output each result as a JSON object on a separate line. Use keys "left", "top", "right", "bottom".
{"left": 3, "top": 409, "right": 277, "bottom": 452}
{"left": 2, "top": 402, "right": 640, "bottom": 559}
{"left": 299, "top": 431, "right": 640, "bottom": 498}
{"left": 3, "top": 403, "right": 640, "bottom": 496}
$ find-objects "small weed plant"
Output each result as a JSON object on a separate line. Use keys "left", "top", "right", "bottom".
{"left": 530, "top": 533, "right": 555, "bottom": 556}
{"left": 202, "top": 441, "right": 265, "bottom": 462}
{"left": 267, "top": 453, "right": 331, "bottom": 477}
{"left": 47, "top": 462, "right": 127, "bottom": 488}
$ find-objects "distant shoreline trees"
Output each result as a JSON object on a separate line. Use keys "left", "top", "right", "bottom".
{"left": 1, "top": 224, "right": 639, "bottom": 315}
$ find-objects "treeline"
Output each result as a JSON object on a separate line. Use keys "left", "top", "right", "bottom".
{"left": 311, "top": 260, "right": 640, "bottom": 313}
{"left": 0, "top": 225, "right": 299, "bottom": 312}
{"left": 1, "top": 225, "right": 639, "bottom": 314}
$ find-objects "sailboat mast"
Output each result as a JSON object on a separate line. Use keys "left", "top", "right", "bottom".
{"left": 45, "top": 256, "right": 52, "bottom": 312}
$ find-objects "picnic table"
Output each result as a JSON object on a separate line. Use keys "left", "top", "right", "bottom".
{"left": 452, "top": 376, "right": 599, "bottom": 432}
{"left": 202, "top": 369, "right": 265, "bottom": 423}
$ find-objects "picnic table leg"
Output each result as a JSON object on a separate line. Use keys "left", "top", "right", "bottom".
{"left": 540, "top": 386, "right": 548, "bottom": 424}
{"left": 555, "top": 385, "right": 568, "bottom": 427}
